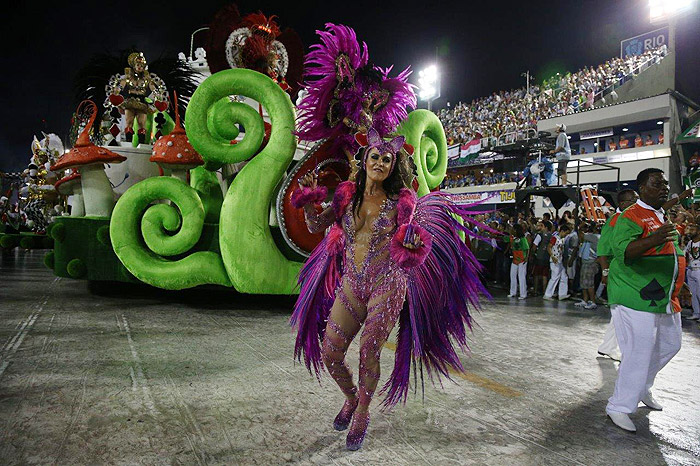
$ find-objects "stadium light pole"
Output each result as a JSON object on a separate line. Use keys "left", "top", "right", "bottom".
{"left": 418, "top": 65, "right": 440, "bottom": 112}
{"left": 521, "top": 71, "right": 530, "bottom": 95}
{"left": 649, "top": 0, "right": 695, "bottom": 23}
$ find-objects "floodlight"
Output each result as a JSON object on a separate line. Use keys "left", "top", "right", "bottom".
{"left": 649, "top": 0, "right": 696, "bottom": 22}
{"left": 417, "top": 64, "right": 440, "bottom": 108}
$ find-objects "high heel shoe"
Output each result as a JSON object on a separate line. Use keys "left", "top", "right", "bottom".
{"left": 346, "top": 410, "right": 370, "bottom": 450}
{"left": 333, "top": 396, "right": 358, "bottom": 431}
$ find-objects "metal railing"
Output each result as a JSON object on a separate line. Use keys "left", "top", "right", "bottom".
{"left": 497, "top": 128, "right": 537, "bottom": 146}
{"left": 568, "top": 158, "right": 621, "bottom": 193}
{"left": 516, "top": 157, "right": 620, "bottom": 193}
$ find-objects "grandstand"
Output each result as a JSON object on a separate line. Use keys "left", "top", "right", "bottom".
{"left": 440, "top": 36, "right": 699, "bottom": 217}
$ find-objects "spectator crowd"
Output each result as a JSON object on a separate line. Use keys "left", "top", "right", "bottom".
{"left": 439, "top": 46, "right": 668, "bottom": 146}
{"left": 470, "top": 188, "right": 698, "bottom": 311}
{"left": 441, "top": 172, "right": 520, "bottom": 189}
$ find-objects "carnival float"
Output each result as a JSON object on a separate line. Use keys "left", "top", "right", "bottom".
{"left": 8, "top": 6, "right": 449, "bottom": 295}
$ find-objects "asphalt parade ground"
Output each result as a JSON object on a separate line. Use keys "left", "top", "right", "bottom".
{"left": 1, "top": 249, "right": 699, "bottom": 465}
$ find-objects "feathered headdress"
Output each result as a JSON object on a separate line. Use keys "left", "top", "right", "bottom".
{"left": 296, "top": 23, "right": 416, "bottom": 157}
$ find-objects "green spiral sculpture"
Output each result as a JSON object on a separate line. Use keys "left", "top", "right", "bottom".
{"left": 396, "top": 109, "right": 448, "bottom": 196}
{"left": 186, "top": 69, "right": 302, "bottom": 294}
{"left": 110, "top": 177, "right": 231, "bottom": 289}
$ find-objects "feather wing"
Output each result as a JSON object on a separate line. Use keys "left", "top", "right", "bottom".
{"left": 381, "top": 192, "right": 491, "bottom": 408}
{"left": 290, "top": 225, "right": 344, "bottom": 377}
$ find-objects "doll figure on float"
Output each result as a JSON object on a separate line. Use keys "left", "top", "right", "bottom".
{"left": 107, "top": 52, "right": 169, "bottom": 144}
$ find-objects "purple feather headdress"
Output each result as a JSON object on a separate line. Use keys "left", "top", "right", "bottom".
{"left": 295, "top": 23, "right": 416, "bottom": 157}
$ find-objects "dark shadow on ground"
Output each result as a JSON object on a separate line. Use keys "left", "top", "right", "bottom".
{"left": 541, "top": 359, "right": 683, "bottom": 465}
{"left": 87, "top": 280, "right": 297, "bottom": 313}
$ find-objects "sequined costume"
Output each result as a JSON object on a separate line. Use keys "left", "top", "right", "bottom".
{"left": 289, "top": 22, "right": 489, "bottom": 450}
{"left": 304, "top": 187, "right": 408, "bottom": 410}
{"left": 291, "top": 172, "right": 491, "bottom": 449}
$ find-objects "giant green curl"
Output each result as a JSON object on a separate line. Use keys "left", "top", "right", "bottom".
{"left": 186, "top": 69, "right": 302, "bottom": 294}
{"left": 396, "top": 110, "right": 448, "bottom": 196}
{"left": 110, "top": 177, "right": 231, "bottom": 289}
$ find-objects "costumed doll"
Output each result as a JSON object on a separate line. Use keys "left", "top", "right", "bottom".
{"left": 21, "top": 134, "right": 65, "bottom": 231}
{"left": 205, "top": 5, "right": 304, "bottom": 98}
{"left": 107, "top": 52, "right": 169, "bottom": 144}
{"left": 290, "top": 127, "right": 490, "bottom": 450}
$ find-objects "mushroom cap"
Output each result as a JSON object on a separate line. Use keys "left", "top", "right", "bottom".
{"left": 54, "top": 172, "right": 81, "bottom": 195}
{"left": 51, "top": 100, "right": 127, "bottom": 172}
{"left": 149, "top": 128, "right": 203, "bottom": 168}
{"left": 51, "top": 145, "right": 127, "bottom": 172}
{"left": 149, "top": 91, "right": 203, "bottom": 169}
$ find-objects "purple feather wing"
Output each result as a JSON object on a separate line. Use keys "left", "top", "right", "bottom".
{"left": 380, "top": 192, "right": 491, "bottom": 409}
{"left": 290, "top": 230, "right": 344, "bottom": 378}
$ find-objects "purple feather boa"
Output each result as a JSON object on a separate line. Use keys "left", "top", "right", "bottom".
{"left": 389, "top": 223, "right": 432, "bottom": 268}
{"left": 290, "top": 185, "right": 328, "bottom": 208}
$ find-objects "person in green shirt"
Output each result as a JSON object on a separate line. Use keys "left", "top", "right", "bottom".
{"left": 605, "top": 168, "right": 685, "bottom": 433}
{"left": 508, "top": 224, "right": 530, "bottom": 299}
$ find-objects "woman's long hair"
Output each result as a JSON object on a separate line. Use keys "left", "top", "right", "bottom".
{"left": 351, "top": 147, "right": 407, "bottom": 216}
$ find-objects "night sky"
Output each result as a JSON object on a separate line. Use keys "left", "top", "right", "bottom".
{"left": 2, "top": 0, "right": 698, "bottom": 173}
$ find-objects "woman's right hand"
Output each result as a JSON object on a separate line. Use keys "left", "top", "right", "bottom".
{"left": 298, "top": 171, "right": 317, "bottom": 189}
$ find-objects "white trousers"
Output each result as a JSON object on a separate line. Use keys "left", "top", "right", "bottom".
{"left": 510, "top": 262, "right": 527, "bottom": 297}
{"left": 606, "top": 305, "right": 682, "bottom": 414}
{"left": 686, "top": 268, "right": 700, "bottom": 318}
{"left": 544, "top": 262, "right": 568, "bottom": 298}
{"left": 597, "top": 317, "right": 619, "bottom": 355}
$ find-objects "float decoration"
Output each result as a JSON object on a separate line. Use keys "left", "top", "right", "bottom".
{"left": 51, "top": 101, "right": 126, "bottom": 217}
{"left": 205, "top": 4, "right": 304, "bottom": 97}
{"left": 54, "top": 172, "right": 84, "bottom": 217}
{"left": 150, "top": 92, "right": 204, "bottom": 182}
{"left": 75, "top": 50, "right": 199, "bottom": 146}
{"left": 109, "top": 68, "right": 301, "bottom": 293}
{"left": 394, "top": 109, "right": 448, "bottom": 196}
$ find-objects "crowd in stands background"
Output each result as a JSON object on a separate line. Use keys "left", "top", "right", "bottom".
{"left": 441, "top": 172, "right": 521, "bottom": 189}
{"left": 439, "top": 46, "right": 668, "bottom": 146}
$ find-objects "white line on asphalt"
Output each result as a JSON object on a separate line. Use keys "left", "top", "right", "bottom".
{"left": 0, "top": 278, "right": 59, "bottom": 379}
{"left": 2, "top": 313, "right": 35, "bottom": 353}
{"left": 0, "top": 293, "right": 47, "bottom": 379}
{"left": 121, "top": 314, "right": 156, "bottom": 414}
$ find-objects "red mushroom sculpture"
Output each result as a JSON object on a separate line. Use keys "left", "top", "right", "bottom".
{"left": 51, "top": 101, "right": 126, "bottom": 217}
{"left": 150, "top": 92, "right": 203, "bottom": 182}
{"left": 54, "top": 172, "right": 84, "bottom": 217}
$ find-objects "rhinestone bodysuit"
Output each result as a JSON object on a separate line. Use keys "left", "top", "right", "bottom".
{"left": 305, "top": 196, "right": 408, "bottom": 422}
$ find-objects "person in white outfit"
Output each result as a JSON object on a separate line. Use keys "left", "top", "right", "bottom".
{"left": 544, "top": 223, "right": 571, "bottom": 300}
{"left": 684, "top": 223, "right": 700, "bottom": 321}
{"left": 507, "top": 223, "right": 529, "bottom": 299}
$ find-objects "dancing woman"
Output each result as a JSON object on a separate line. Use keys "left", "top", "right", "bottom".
{"left": 290, "top": 130, "right": 489, "bottom": 450}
